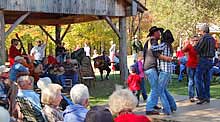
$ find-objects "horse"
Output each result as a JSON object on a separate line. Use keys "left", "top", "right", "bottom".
{"left": 71, "top": 48, "right": 86, "bottom": 65}
{"left": 93, "top": 55, "right": 111, "bottom": 80}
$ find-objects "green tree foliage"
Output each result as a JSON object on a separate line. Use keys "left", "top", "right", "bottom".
{"left": 4, "top": 0, "right": 220, "bottom": 55}
{"left": 145, "top": 0, "right": 220, "bottom": 48}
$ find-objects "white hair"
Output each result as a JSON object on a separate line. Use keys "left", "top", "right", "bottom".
{"left": 41, "top": 83, "right": 62, "bottom": 104}
{"left": 0, "top": 106, "right": 10, "bottom": 122}
{"left": 37, "top": 77, "right": 52, "bottom": 90}
{"left": 70, "top": 84, "right": 89, "bottom": 105}
{"left": 108, "top": 89, "right": 138, "bottom": 114}
{"left": 17, "top": 75, "right": 33, "bottom": 87}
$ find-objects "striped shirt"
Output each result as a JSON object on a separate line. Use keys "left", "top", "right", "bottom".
{"left": 195, "top": 34, "right": 215, "bottom": 58}
{"left": 152, "top": 42, "right": 173, "bottom": 73}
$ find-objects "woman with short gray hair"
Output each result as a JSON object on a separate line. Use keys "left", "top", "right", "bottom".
{"left": 63, "top": 84, "right": 89, "bottom": 122}
{"left": 41, "top": 83, "right": 63, "bottom": 122}
{"left": 109, "top": 89, "right": 151, "bottom": 122}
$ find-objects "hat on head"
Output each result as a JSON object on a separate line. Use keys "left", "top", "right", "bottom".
{"left": 37, "top": 77, "right": 52, "bottom": 90}
{"left": 147, "top": 26, "right": 163, "bottom": 37}
{"left": 14, "top": 56, "right": 24, "bottom": 61}
{"left": 85, "top": 106, "right": 114, "bottom": 122}
{"left": 0, "top": 65, "right": 10, "bottom": 74}
{"left": 130, "top": 65, "right": 137, "bottom": 73}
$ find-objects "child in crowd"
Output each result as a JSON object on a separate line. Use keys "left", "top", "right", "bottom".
{"left": 127, "top": 66, "right": 141, "bottom": 105}
{"left": 135, "top": 51, "right": 148, "bottom": 101}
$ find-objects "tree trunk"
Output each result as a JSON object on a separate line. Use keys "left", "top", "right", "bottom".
{"left": 119, "top": 17, "right": 128, "bottom": 83}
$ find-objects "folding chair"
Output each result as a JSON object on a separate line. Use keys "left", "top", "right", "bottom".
{"left": 16, "top": 97, "right": 47, "bottom": 122}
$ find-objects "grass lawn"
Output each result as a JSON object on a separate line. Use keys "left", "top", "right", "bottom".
{"left": 89, "top": 73, "right": 220, "bottom": 106}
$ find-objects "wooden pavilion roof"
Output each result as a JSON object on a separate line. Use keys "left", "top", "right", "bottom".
{"left": 0, "top": 0, "right": 147, "bottom": 25}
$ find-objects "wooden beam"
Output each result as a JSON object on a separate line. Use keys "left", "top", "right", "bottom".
{"left": 119, "top": 17, "right": 128, "bottom": 82}
{"left": 133, "top": 13, "right": 143, "bottom": 36}
{"left": 104, "top": 16, "right": 121, "bottom": 38}
{"left": 60, "top": 24, "right": 71, "bottom": 42}
{"left": 55, "top": 25, "right": 61, "bottom": 44}
{"left": 5, "top": 12, "right": 30, "bottom": 37}
{"left": 39, "top": 25, "right": 56, "bottom": 43}
{"left": 0, "top": 11, "right": 6, "bottom": 64}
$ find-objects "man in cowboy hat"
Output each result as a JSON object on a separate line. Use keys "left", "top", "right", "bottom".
{"left": 143, "top": 26, "right": 173, "bottom": 115}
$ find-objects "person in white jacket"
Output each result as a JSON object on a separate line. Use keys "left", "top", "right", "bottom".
{"left": 30, "top": 39, "right": 46, "bottom": 62}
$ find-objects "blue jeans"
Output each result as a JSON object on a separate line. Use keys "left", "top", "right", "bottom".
{"left": 178, "top": 63, "right": 185, "bottom": 81}
{"left": 59, "top": 73, "right": 79, "bottom": 87}
{"left": 140, "top": 78, "right": 147, "bottom": 100}
{"left": 195, "top": 57, "right": 212, "bottom": 99}
{"left": 158, "top": 72, "right": 177, "bottom": 114}
{"left": 209, "top": 66, "right": 220, "bottom": 81}
{"left": 187, "top": 68, "right": 198, "bottom": 98}
{"left": 56, "top": 55, "right": 65, "bottom": 63}
{"left": 145, "top": 68, "right": 159, "bottom": 111}
{"left": 132, "top": 53, "right": 137, "bottom": 63}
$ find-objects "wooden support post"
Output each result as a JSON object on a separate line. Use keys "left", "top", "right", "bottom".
{"left": 5, "top": 12, "right": 30, "bottom": 37}
{"left": 60, "top": 24, "right": 71, "bottom": 42}
{"left": 104, "top": 16, "right": 121, "bottom": 38}
{"left": 39, "top": 25, "right": 56, "bottom": 43}
{"left": 55, "top": 25, "right": 61, "bottom": 44}
{"left": 0, "top": 11, "right": 6, "bottom": 64}
{"left": 119, "top": 17, "right": 128, "bottom": 82}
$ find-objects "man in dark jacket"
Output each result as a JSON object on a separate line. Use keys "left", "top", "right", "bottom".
{"left": 195, "top": 24, "right": 215, "bottom": 104}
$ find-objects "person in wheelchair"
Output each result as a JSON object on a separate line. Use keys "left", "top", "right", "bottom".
{"left": 59, "top": 56, "right": 79, "bottom": 87}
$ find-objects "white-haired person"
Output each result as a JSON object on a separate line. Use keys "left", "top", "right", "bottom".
{"left": 109, "top": 89, "right": 151, "bottom": 122}
{"left": 37, "top": 77, "right": 73, "bottom": 110}
{"left": 41, "top": 83, "right": 63, "bottom": 122}
{"left": 0, "top": 106, "right": 10, "bottom": 122}
{"left": 16, "top": 75, "right": 41, "bottom": 110}
{"left": 63, "top": 84, "right": 89, "bottom": 122}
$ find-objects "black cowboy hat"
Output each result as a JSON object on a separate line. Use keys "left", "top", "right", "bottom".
{"left": 147, "top": 26, "right": 164, "bottom": 37}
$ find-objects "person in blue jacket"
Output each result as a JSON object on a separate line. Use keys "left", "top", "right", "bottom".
{"left": 63, "top": 84, "right": 89, "bottom": 122}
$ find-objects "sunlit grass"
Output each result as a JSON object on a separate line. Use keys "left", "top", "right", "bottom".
{"left": 90, "top": 74, "right": 220, "bottom": 106}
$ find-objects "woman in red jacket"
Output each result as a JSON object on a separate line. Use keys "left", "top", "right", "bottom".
{"left": 9, "top": 39, "right": 22, "bottom": 67}
{"left": 109, "top": 89, "right": 151, "bottom": 122}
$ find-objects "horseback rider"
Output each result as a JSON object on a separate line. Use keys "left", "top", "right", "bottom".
{"left": 94, "top": 51, "right": 111, "bottom": 80}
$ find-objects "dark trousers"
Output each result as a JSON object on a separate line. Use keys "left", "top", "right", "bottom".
{"left": 195, "top": 57, "right": 213, "bottom": 99}
{"left": 132, "top": 90, "right": 140, "bottom": 104}
{"left": 99, "top": 66, "right": 111, "bottom": 80}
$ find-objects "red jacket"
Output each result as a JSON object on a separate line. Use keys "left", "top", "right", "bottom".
{"left": 47, "top": 55, "right": 58, "bottom": 65}
{"left": 115, "top": 113, "right": 151, "bottom": 122}
{"left": 182, "top": 44, "right": 198, "bottom": 68}
{"left": 9, "top": 45, "right": 21, "bottom": 66}
{"left": 127, "top": 74, "right": 141, "bottom": 91}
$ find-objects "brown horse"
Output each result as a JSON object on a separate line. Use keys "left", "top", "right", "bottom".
{"left": 93, "top": 55, "right": 111, "bottom": 80}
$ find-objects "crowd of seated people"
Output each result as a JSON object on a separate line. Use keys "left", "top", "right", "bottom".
{"left": 1, "top": 61, "right": 152, "bottom": 122}
{"left": 0, "top": 39, "right": 153, "bottom": 122}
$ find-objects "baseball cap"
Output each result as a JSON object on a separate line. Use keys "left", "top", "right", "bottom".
{"left": 14, "top": 56, "right": 24, "bottom": 61}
